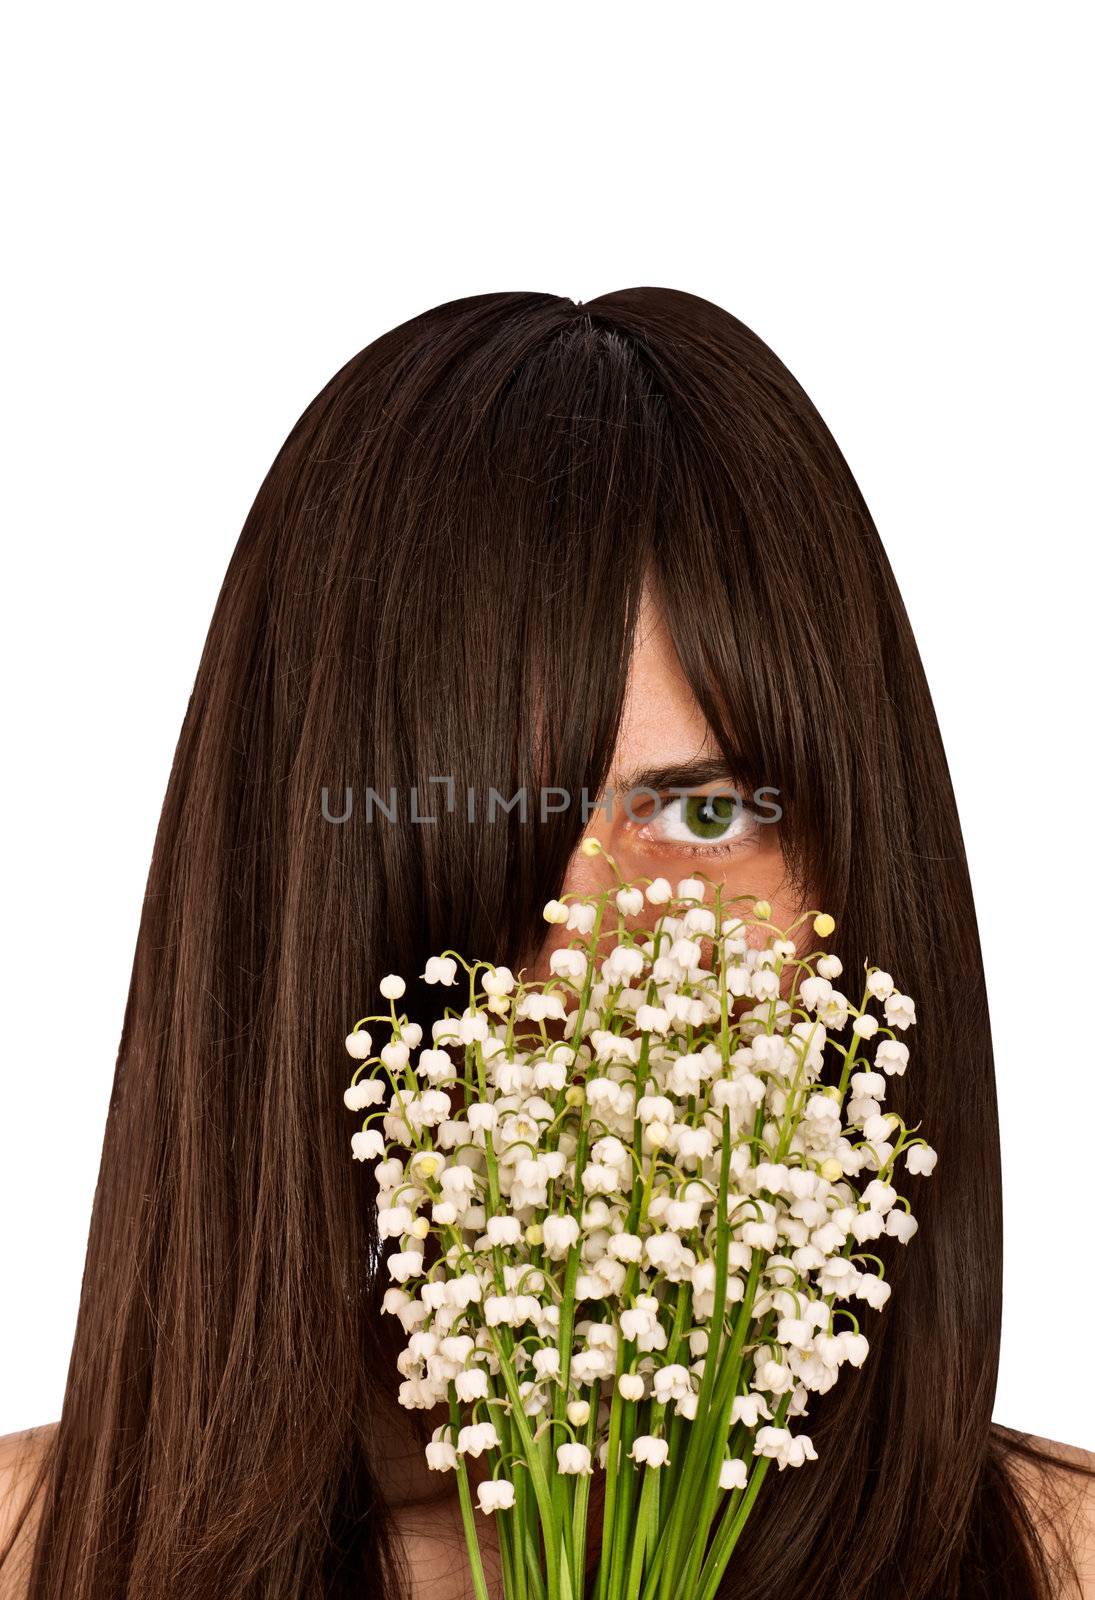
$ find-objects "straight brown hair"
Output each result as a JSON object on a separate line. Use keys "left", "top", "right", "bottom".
{"left": 3, "top": 289, "right": 1081, "bottom": 1596}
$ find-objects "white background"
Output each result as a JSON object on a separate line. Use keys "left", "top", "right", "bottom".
{"left": 2, "top": 5, "right": 1092, "bottom": 1446}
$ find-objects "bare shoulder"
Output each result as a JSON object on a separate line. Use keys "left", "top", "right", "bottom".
{"left": 0, "top": 1425, "right": 56, "bottom": 1599}
{"left": 1004, "top": 1432, "right": 1095, "bottom": 1599}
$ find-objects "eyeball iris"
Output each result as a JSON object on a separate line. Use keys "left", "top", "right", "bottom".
{"left": 683, "top": 794, "right": 739, "bottom": 840}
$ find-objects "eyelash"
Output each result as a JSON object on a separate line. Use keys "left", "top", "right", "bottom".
{"left": 631, "top": 794, "right": 765, "bottom": 858}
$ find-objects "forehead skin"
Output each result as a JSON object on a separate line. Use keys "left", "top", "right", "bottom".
{"left": 606, "top": 594, "right": 722, "bottom": 795}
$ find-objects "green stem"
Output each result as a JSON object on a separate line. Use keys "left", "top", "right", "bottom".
{"left": 450, "top": 1394, "right": 491, "bottom": 1600}
{"left": 693, "top": 1459, "right": 771, "bottom": 1600}
{"left": 659, "top": 1410, "right": 687, "bottom": 1538}
{"left": 606, "top": 1398, "right": 640, "bottom": 1597}
{"left": 837, "top": 979, "right": 874, "bottom": 1099}
{"left": 623, "top": 1467, "right": 660, "bottom": 1600}
{"left": 596, "top": 984, "right": 661, "bottom": 1600}
{"left": 689, "top": 1391, "right": 792, "bottom": 1600}
{"left": 491, "top": 1342, "right": 562, "bottom": 1598}
{"left": 650, "top": 1251, "right": 761, "bottom": 1599}
{"left": 507, "top": 1461, "right": 529, "bottom": 1600}
{"left": 609, "top": 1284, "right": 689, "bottom": 1600}
{"left": 571, "top": 1383, "right": 600, "bottom": 1592}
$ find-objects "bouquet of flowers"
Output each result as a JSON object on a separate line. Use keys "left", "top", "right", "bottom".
{"left": 343, "top": 845, "right": 933, "bottom": 1600}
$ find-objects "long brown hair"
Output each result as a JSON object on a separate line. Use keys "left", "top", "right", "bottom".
{"left": 3, "top": 289, "right": 1080, "bottom": 1596}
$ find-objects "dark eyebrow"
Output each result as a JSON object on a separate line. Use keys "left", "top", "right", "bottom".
{"left": 611, "top": 755, "right": 753, "bottom": 795}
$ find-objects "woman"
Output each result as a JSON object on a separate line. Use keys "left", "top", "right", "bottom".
{"left": 1, "top": 288, "right": 1091, "bottom": 1598}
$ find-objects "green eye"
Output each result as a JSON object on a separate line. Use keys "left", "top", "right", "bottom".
{"left": 642, "top": 792, "right": 756, "bottom": 853}
{"left": 683, "top": 794, "right": 740, "bottom": 840}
